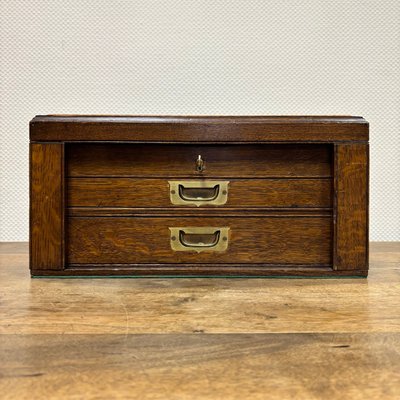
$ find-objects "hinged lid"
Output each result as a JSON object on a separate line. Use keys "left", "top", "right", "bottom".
{"left": 30, "top": 115, "right": 369, "bottom": 142}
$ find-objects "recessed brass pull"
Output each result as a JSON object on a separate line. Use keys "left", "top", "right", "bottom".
{"left": 169, "top": 227, "right": 230, "bottom": 253}
{"left": 179, "top": 184, "right": 219, "bottom": 202}
{"left": 169, "top": 180, "right": 229, "bottom": 207}
{"left": 180, "top": 230, "right": 220, "bottom": 248}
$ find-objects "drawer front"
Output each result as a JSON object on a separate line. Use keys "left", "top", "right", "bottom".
{"left": 68, "top": 178, "right": 332, "bottom": 208}
{"left": 67, "top": 144, "right": 332, "bottom": 178}
{"left": 67, "top": 217, "right": 332, "bottom": 265}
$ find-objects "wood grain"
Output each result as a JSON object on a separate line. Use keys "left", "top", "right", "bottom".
{"left": 334, "top": 144, "right": 368, "bottom": 270}
{"left": 1, "top": 242, "right": 398, "bottom": 335}
{"left": 30, "top": 143, "right": 64, "bottom": 271}
{"left": 1, "top": 333, "right": 399, "bottom": 400}
{"left": 67, "top": 178, "right": 332, "bottom": 208}
{"left": 29, "top": 115, "right": 369, "bottom": 278}
{"left": 0, "top": 242, "right": 398, "bottom": 400}
{"left": 36, "top": 266, "right": 366, "bottom": 277}
{"left": 30, "top": 115, "right": 369, "bottom": 142}
{"left": 66, "top": 143, "right": 332, "bottom": 178}
{"left": 67, "top": 216, "right": 332, "bottom": 265}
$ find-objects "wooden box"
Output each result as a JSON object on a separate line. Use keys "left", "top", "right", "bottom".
{"left": 30, "top": 115, "right": 369, "bottom": 277}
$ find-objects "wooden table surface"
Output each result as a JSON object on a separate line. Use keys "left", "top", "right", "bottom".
{"left": 0, "top": 242, "right": 399, "bottom": 399}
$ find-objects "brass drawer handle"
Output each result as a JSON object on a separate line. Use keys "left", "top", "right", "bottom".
{"left": 169, "top": 181, "right": 229, "bottom": 207}
{"left": 179, "top": 184, "right": 219, "bottom": 202}
{"left": 169, "top": 227, "right": 230, "bottom": 253}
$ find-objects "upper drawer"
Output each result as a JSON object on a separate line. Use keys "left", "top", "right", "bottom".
{"left": 67, "top": 178, "right": 332, "bottom": 208}
{"left": 66, "top": 144, "right": 332, "bottom": 178}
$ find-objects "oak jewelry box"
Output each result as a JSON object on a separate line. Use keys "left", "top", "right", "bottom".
{"left": 30, "top": 115, "right": 369, "bottom": 277}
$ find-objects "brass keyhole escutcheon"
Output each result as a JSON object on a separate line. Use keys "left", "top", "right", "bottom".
{"left": 195, "top": 155, "right": 205, "bottom": 172}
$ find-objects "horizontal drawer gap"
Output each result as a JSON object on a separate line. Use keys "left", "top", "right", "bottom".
{"left": 68, "top": 207, "right": 333, "bottom": 210}
{"left": 67, "top": 175, "right": 333, "bottom": 179}
{"left": 68, "top": 210, "right": 333, "bottom": 218}
{"left": 61, "top": 140, "right": 363, "bottom": 144}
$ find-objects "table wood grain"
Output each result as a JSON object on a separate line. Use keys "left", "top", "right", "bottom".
{"left": 0, "top": 242, "right": 399, "bottom": 399}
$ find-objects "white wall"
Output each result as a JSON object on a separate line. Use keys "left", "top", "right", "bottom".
{"left": 0, "top": 0, "right": 399, "bottom": 241}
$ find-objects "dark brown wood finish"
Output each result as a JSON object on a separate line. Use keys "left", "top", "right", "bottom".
{"left": 334, "top": 144, "right": 369, "bottom": 270}
{"left": 31, "top": 264, "right": 368, "bottom": 277}
{"left": 29, "top": 115, "right": 369, "bottom": 277}
{"left": 67, "top": 144, "right": 332, "bottom": 178}
{"left": 30, "top": 143, "right": 64, "bottom": 271}
{"left": 67, "top": 216, "right": 332, "bottom": 265}
{"left": 36, "top": 266, "right": 368, "bottom": 277}
{"left": 67, "top": 178, "right": 332, "bottom": 208}
{"left": 30, "top": 115, "right": 368, "bottom": 142}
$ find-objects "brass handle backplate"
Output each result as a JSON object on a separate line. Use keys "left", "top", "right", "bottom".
{"left": 169, "top": 227, "right": 230, "bottom": 253}
{"left": 169, "top": 180, "right": 229, "bottom": 207}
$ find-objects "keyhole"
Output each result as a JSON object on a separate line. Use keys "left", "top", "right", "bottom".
{"left": 196, "top": 155, "right": 205, "bottom": 172}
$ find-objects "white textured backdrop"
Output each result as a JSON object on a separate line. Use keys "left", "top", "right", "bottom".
{"left": 0, "top": 0, "right": 399, "bottom": 241}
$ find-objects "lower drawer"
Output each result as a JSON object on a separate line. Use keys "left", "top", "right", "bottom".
{"left": 67, "top": 216, "right": 332, "bottom": 265}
